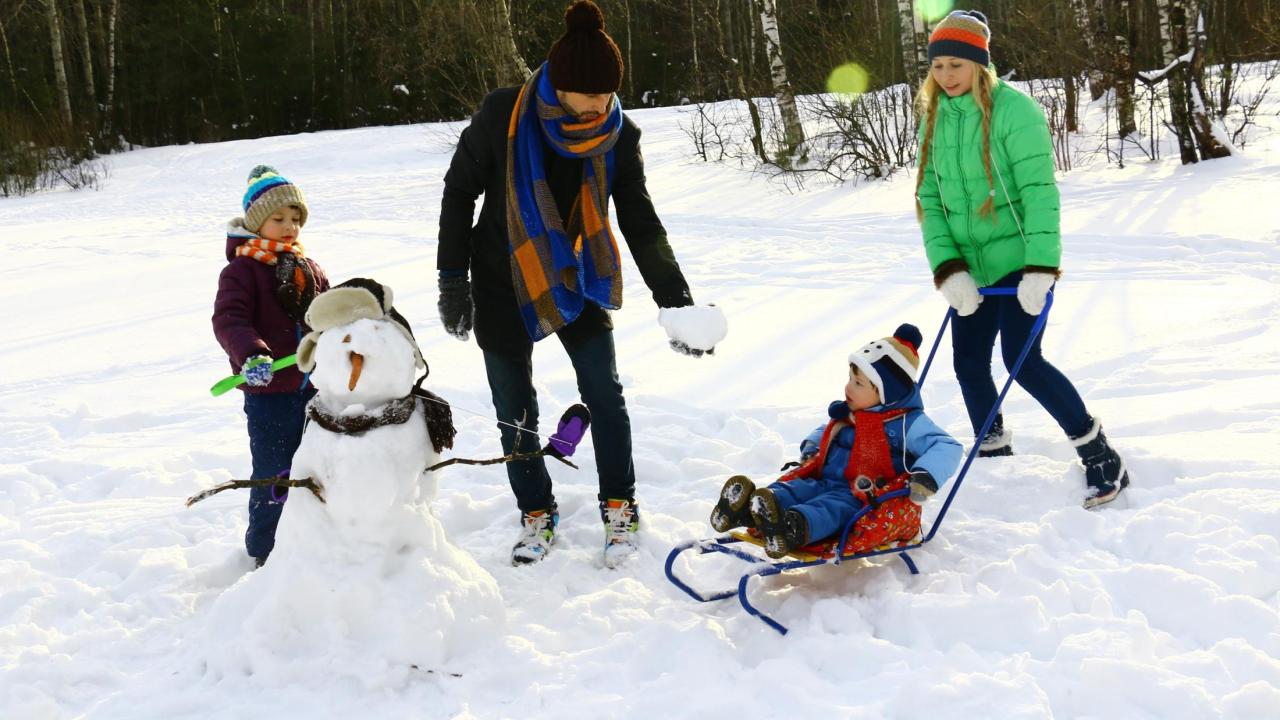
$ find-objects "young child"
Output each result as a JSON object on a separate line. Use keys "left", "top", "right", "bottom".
{"left": 915, "top": 10, "right": 1130, "bottom": 508}
{"left": 709, "top": 324, "right": 962, "bottom": 559}
{"left": 212, "top": 165, "right": 329, "bottom": 566}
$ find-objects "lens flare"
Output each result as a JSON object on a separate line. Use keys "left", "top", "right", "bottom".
{"left": 827, "top": 63, "right": 870, "bottom": 98}
{"left": 916, "top": 0, "right": 955, "bottom": 22}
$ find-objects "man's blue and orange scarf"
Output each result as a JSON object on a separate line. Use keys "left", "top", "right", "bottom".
{"left": 505, "top": 62, "right": 624, "bottom": 342}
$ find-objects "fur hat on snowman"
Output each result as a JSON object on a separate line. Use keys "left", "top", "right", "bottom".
{"left": 297, "top": 278, "right": 425, "bottom": 374}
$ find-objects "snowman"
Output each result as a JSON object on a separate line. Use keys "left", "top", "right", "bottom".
{"left": 202, "top": 278, "right": 504, "bottom": 687}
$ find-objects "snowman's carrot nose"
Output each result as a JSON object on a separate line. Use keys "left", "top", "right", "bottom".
{"left": 349, "top": 351, "right": 364, "bottom": 391}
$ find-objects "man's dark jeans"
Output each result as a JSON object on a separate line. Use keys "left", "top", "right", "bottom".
{"left": 483, "top": 328, "right": 635, "bottom": 513}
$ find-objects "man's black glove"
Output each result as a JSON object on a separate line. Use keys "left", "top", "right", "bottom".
{"left": 669, "top": 339, "right": 712, "bottom": 357}
{"left": 909, "top": 471, "right": 938, "bottom": 505}
{"left": 437, "top": 274, "right": 473, "bottom": 341}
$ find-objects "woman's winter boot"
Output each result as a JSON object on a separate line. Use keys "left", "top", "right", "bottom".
{"left": 978, "top": 415, "right": 1014, "bottom": 457}
{"left": 1071, "top": 419, "right": 1130, "bottom": 508}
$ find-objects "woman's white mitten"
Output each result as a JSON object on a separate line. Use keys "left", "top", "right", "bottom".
{"left": 1016, "top": 272, "right": 1055, "bottom": 315}
{"left": 939, "top": 271, "right": 982, "bottom": 316}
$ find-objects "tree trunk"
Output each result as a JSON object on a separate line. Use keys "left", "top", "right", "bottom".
{"left": 45, "top": 0, "right": 75, "bottom": 128}
{"left": 103, "top": 0, "right": 119, "bottom": 138}
{"left": 1183, "top": 0, "right": 1231, "bottom": 159}
{"left": 1156, "top": 0, "right": 1197, "bottom": 164}
{"left": 896, "top": 0, "right": 918, "bottom": 86}
{"left": 494, "top": 0, "right": 530, "bottom": 84}
{"left": 757, "top": 0, "right": 804, "bottom": 162}
{"left": 1114, "top": 0, "right": 1137, "bottom": 137}
{"left": 622, "top": 0, "right": 634, "bottom": 99}
{"left": 72, "top": 0, "right": 96, "bottom": 118}
{"left": 0, "top": 13, "right": 18, "bottom": 99}
{"left": 689, "top": 0, "right": 700, "bottom": 100}
{"left": 1064, "top": 73, "right": 1079, "bottom": 133}
{"left": 910, "top": 3, "right": 930, "bottom": 81}
{"left": 1071, "top": 0, "right": 1105, "bottom": 100}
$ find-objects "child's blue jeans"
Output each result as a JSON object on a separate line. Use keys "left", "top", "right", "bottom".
{"left": 243, "top": 387, "right": 314, "bottom": 560}
{"left": 769, "top": 476, "right": 862, "bottom": 543}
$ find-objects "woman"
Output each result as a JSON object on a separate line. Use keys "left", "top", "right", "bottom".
{"left": 914, "top": 9, "right": 1130, "bottom": 508}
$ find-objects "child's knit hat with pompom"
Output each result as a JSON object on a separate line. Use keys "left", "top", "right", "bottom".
{"left": 242, "top": 165, "right": 308, "bottom": 233}
{"left": 849, "top": 323, "right": 924, "bottom": 406}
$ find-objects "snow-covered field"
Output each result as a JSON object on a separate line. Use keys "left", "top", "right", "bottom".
{"left": 3, "top": 86, "right": 1279, "bottom": 719}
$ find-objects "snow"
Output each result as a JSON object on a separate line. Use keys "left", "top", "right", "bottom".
{"left": 658, "top": 303, "right": 728, "bottom": 352}
{"left": 3, "top": 76, "right": 1279, "bottom": 718}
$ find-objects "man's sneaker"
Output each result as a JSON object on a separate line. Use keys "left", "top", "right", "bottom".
{"left": 978, "top": 417, "right": 1014, "bottom": 458}
{"left": 709, "top": 475, "right": 756, "bottom": 532}
{"left": 749, "top": 488, "right": 804, "bottom": 559}
{"left": 601, "top": 498, "right": 640, "bottom": 568}
{"left": 1072, "top": 419, "right": 1131, "bottom": 509}
{"left": 511, "top": 506, "right": 558, "bottom": 565}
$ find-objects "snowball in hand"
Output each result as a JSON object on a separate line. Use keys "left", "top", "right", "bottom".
{"left": 658, "top": 304, "right": 728, "bottom": 352}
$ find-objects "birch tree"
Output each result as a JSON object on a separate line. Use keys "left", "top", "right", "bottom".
{"left": 102, "top": 0, "right": 118, "bottom": 137}
{"left": 1183, "top": 1, "right": 1231, "bottom": 158}
{"left": 1112, "top": 0, "right": 1137, "bottom": 137}
{"left": 494, "top": 0, "right": 529, "bottom": 84}
{"left": 71, "top": 0, "right": 95, "bottom": 116}
{"left": 896, "top": 0, "right": 918, "bottom": 85}
{"left": 1156, "top": 0, "right": 1197, "bottom": 163}
{"left": 44, "top": 0, "right": 74, "bottom": 127}
{"left": 758, "top": 0, "right": 805, "bottom": 162}
{"left": 1071, "top": 0, "right": 1105, "bottom": 99}
{"left": 910, "top": 3, "right": 930, "bottom": 81}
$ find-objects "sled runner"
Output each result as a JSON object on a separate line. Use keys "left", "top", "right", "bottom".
{"left": 665, "top": 288, "right": 1054, "bottom": 634}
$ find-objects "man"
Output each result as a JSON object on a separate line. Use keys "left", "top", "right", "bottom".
{"left": 436, "top": 0, "right": 715, "bottom": 567}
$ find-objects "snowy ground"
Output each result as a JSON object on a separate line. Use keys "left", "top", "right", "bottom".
{"left": 3, "top": 86, "right": 1279, "bottom": 719}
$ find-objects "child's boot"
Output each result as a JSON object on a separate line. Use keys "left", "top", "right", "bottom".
{"left": 750, "top": 488, "right": 808, "bottom": 559}
{"left": 709, "top": 475, "right": 755, "bottom": 532}
{"left": 1071, "top": 419, "right": 1130, "bottom": 509}
{"left": 978, "top": 415, "right": 1013, "bottom": 457}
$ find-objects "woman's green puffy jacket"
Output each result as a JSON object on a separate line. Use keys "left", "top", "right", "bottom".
{"left": 917, "top": 81, "right": 1061, "bottom": 287}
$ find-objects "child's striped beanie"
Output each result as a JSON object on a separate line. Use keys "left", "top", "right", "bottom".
{"left": 242, "top": 165, "right": 308, "bottom": 233}
{"left": 928, "top": 10, "right": 991, "bottom": 68}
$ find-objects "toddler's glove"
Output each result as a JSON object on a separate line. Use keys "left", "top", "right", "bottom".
{"left": 437, "top": 274, "right": 473, "bottom": 341}
{"left": 938, "top": 271, "right": 982, "bottom": 316}
{"left": 1016, "top": 271, "right": 1055, "bottom": 316}
{"left": 242, "top": 355, "right": 274, "bottom": 387}
{"left": 909, "top": 471, "right": 938, "bottom": 505}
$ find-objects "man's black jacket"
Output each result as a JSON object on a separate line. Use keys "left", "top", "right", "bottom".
{"left": 438, "top": 86, "right": 692, "bottom": 355}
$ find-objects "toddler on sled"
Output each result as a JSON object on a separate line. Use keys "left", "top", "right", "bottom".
{"left": 710, "top": 324, "right": 963, "bottom": 558}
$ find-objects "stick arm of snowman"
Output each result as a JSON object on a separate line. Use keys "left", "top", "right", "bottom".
{"left": 186, "top": 403, "right": 591, "bottom": 506}
{"left": 424, "top": 403, "right": 591, "bottom": 473}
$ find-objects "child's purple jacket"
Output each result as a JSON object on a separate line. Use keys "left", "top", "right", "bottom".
{"left": 212, "top": 232, "right": 329, "bottom": 394}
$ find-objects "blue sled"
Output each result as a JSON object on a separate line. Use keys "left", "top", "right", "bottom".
{"left": 665, "top": 288, "right": 1053, "bottom": 634}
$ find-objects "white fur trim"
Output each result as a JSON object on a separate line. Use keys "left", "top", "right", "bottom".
{"left": 304, "top": 286, "right": 383, "bottom": 332}
{"left": 1069, "top": 417, "right": 1102, "bottom": 447}
{"left": 979, "top": 426, "right": 1013, "bottom": 450}
{"left": 298, "top": 284, "right": 423, "bottom": 372}
{"left": 297, "top": 331, "right": 321, "bottom": 372}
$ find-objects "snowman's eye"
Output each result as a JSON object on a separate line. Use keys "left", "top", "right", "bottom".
{"left": 342, "top": 334, "right": 351, "bottom": 343}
